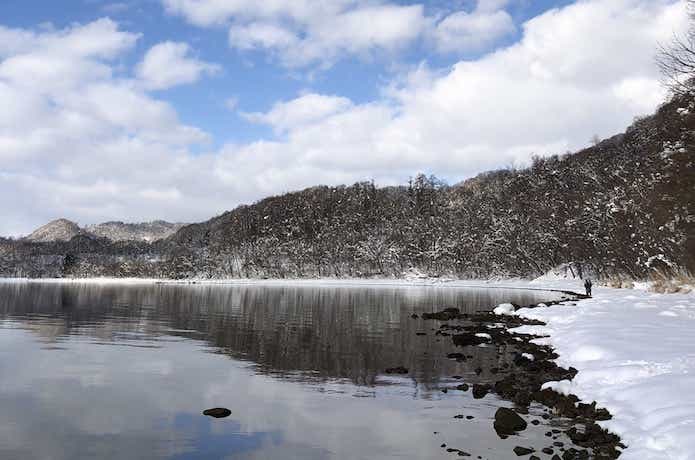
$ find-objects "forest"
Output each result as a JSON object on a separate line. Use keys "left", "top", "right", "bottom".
{"left": 1, "top": 93, "right": 693, "bottom": 281}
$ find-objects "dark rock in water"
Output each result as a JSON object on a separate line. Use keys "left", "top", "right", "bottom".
{"left": 415, "top": 332, "right": 427, "bottom": 336}
{"left": 513, "top": 446, "right": 534, "bottom": 456}
{"left": 472, "top": 384, "right": 491, "bottom": 399}
{"left": 203, "top": 408, "right": 231, "bottom": 418}
{"left": 385, "top": 366, "right": 409, "bottom": 374}
{"left": 529, "top": 456, "right": 540, "bottom": 460}
{"left": 494, "top": 407, "right": 527, "bottom": 435}
{"left": 542, "top": 447, "right": 554, "bottom": 455}
{"left": 456, "top": 383, "right": 470, "bottom": 392}
{"left": 411, "top": 313, "right": 419, "bottom": 319}
{"left": 422, "top": 308, "right": 460, "bottom": 321}
{"left": 452, "top": 333, "right": 488, "bottom": 347}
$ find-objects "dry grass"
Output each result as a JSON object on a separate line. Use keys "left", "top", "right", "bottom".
{"left": 605, "top": 276, "right": 635, "bottom": 289}
{"left": 649, "top": 268, "right": 695, "bottom": 294}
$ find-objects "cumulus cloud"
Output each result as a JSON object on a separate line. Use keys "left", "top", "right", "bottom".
{"left": 434, "top": 7, "right": 515, "bottom": 53}
{"left": 0, "top": 19, "right": 211, "bottom": 235}
{"left": 162, "top": 0, "right": 521, "bottom": 67}
{"left": 0, "top": 0, "right": 689, "bottom": 236}
{"left": 241, "top": 93, "right": 353, "bottom": 134}
{"left": 136, "top": 41, "right": 220, "bottom": 90}
{"left": 163, "top": 1, "right": 437, "bottom": 67}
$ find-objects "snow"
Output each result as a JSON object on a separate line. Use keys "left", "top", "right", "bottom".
{"left": 475, "top": 333, "right": 492, "bottom": 340}
{"left": 521, "top": 353, "right": 535, "bottom": 361}
{"left": 512, "top": 284, "right": 695, "bottom": 460}
{"left": 493, "top": 303, "right": 516, "bottom": 316}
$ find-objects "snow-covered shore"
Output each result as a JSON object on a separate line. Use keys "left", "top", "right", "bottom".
{"left": 2, "top": 276, "right": 693, "bottom": 458}
{"left": 510, "top": 283, "right": 695, "bottom": 460}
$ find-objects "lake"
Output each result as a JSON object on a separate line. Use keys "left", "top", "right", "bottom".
{"left": 0, "top": 281, "right": 571, "bottom": 459}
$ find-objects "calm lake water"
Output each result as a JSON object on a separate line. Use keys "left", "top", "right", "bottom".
{"left": 0, "top": 281, "right": 569, "bottom": 460}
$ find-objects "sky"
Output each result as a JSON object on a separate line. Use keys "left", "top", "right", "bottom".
{"left": 0, "top": 0, "right": 689, "bottom": 236}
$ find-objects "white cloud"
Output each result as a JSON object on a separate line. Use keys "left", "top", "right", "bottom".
{"left": 0, "top": 19, "right": 212, "bottom": 234}
{"left": 0, "top": 0, "right": 689, "bottom": 236}
{"left": 136, "top": 41, "right": 220, "bottom": 90}
{"left": 241, "top": 93, "right": 354, "bottom": 133}
{"left": 163, "top": 1, "right": 439, "bottom": 67}
{"left": 228, "top": 22, "right": 298, "bottom": 51}
{"left": 434, "top": 8, "right": 515, "bottom": 53}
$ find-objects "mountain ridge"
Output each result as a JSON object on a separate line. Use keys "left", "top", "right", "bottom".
{"left": 2, "top": 93, "right": 693, "bottom": 280}
{"left": 24, "top": 219, "right": 184, "bottom": 243}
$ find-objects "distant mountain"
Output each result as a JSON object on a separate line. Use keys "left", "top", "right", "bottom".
{"left": 25, "top": 219, "right": 82, "bottom": 243}
{"left": 23, "top": 219, "right": 184, "bottom": 244}
{"left": 2, "top": 92, "right": 693, "bottom": 280}
{"left": 86, "top": 221, "right": 184, "bottom": 242}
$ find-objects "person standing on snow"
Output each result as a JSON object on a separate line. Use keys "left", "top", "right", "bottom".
{"left": 584, "top": 279, "right": 592, "bottom": 297}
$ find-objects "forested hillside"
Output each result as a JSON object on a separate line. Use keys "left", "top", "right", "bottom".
{"left": 1, "top": 93, "right": 693, "bottom": 280}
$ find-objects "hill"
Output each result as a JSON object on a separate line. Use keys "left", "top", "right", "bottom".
{"left": 86, "top": 221, "right": 184, "bottom": 242}
{"left": 1, "top": 93, "right": 693, "bottom": 280}
{"left": 25, "top": 219, "right": 82, "bottom": 243}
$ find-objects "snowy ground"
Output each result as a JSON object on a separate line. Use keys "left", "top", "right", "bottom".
{"left": 509, "top": 282, "right": 695, "bottom": 460}
{"left": 2, "top": 275, "right": 693, "bottom": 458}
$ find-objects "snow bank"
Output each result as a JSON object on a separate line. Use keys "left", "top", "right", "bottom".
{"left": 493, "top": 303, "right": 516, "bottom": 316}
{"left": 512, "top": 286, "right": 695, "bottom": 460}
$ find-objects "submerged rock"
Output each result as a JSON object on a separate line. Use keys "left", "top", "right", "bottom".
{"left": 422, "top": 308, "right": 460, "bottom": 321}
{"left": 472, "top": 384, "right": 491, "bottom": 399}
{"left": 385, "top": 366, "right": 409, "bottom": 374}
{"left": 203, "top": 408, "right": 231, "bottom": 418}
{"left": 513, "top": 446, "right": 535, "bottom": 456}
{"left": 494, "top": 407, "right": 527, "bottom": 436}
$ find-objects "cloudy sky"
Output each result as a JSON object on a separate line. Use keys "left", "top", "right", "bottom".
{"left": 0, "top": 0, "right": 688, "bottom": 235}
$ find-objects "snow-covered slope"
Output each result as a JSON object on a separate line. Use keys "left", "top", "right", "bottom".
{"left": 25, "top": 218, "right": 82, "bottom": 242}
{"left": 512, "top": 285, "right": 695, "bottom": 460}
{"left": 23, "top": 219, "right": 184, "bottom": 243}
{"left": 86, "top": 220, "right": 184, "bottom": 242}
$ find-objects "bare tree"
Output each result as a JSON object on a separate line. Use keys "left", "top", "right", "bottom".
{"left": 657, "top": 0, "right": 695, "bottom": 95}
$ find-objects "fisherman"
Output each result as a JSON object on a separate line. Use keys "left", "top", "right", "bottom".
{"left": 584, "top": 278, "right": 593, "bottom": 297}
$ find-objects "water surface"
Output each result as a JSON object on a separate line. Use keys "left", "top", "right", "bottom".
{"left": 0, "top": 281, "right": 568, "bottom": 459}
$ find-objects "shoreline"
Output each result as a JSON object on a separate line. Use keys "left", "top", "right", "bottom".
{"left": 423, "top": 292, "right": 623, "bottom": 458}
{"left": 0, "top": 275, "right": 587, "bottom": 294}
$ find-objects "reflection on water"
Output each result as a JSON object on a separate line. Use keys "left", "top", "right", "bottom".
{"left": 0, "top": 281, "right": 565, "bottom": 460}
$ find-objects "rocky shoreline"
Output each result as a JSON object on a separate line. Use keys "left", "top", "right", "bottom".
{"left": 412, "top": 292, "right": 624, "bottom": 459}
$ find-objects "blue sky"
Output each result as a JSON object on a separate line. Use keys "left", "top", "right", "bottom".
{"left": 0, "top": 0, "right": 687, "bottom": 234}
{"left": 2, "top": 0, "right": 573, "bottom": 146}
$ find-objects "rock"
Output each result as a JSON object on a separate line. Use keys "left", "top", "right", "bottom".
{"left": 452, "top": 333, "right": 489, "bottom": 347}
{"left": 411, "top": 313, "right": 419, "bottom": 319}
{"left": 385, "top": 366, "right": 408, "bottom": 374}
{"left": 494, "top": 407, "right": 528, "bottom": 435}
{"left": 422, "top": 308, "right": 460, "bottom": 321}
{"left": 513, "top": 446, "right": 535, "bottom": 456}
{"left": 203, "top": 407, "right": 231, "bottom": 418}
{"left": 456, "top": 383, "right": 470, "bottom": 391}
{"left": 472, "top": 384, "right": 491, "bottom": 399}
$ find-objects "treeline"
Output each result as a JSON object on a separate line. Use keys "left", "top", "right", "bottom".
{"left": 1, "top": 94, "right": 693, "bottom": 280}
